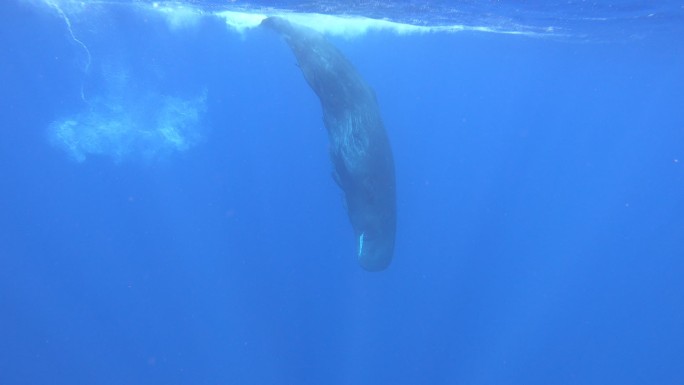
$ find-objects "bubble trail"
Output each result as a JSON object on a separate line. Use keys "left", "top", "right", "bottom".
{"left": 45, "top": 0, "right": 92, "bottom": 101}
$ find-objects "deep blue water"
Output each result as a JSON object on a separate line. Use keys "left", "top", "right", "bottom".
{"left": 1, "top": 1, "right": 684, "bottom": 384}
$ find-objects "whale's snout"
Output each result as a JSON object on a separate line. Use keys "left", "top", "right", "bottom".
{"left": 357, "top": 232, "right": 394, "bottom": 272}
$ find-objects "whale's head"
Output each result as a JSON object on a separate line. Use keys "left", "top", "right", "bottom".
{"left": 347, "top": 174, "right": 396, "bottom": 272}
{"left": 357, "top": 230, "right": 394, "bottom": 272}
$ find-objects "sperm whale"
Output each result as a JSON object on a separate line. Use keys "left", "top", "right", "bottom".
{"left": 262, "top": 17, "right": 397, "bottom": 271}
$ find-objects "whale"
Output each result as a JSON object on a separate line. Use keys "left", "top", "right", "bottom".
{"left": 262, "top": 17, "right": 396, "bottom": 271}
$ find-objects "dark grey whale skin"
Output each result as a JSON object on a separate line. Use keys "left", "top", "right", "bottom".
{"left": 262, "top": 17, "right": 396, "bottom": 271}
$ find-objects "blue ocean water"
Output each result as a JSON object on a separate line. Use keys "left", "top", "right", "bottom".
{"left": 1, "top": 0, "right": 683, "bottom": 384}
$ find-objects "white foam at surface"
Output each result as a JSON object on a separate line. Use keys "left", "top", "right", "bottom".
{"left": 215, "top": 10, "right": 268, "bottom": 34}
{"left": 282, "top": 13, "right": 429, "bottom": 36}
{"left": 211, "top": 9, "right": 538, "bottom": 37}
{"left": 213, "top": 10, "right": 432, "bottom": 37}
{"left": 150, "top": 2, "right": 205, "bottom": 30}
{"left": 29, "top": 0, "right": 542, "bottom": 37}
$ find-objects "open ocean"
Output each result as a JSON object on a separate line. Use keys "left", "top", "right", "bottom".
{"left": 1, "top": 1, "right": 683, "bottom": 384}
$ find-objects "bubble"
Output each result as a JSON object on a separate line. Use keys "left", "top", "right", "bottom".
{"left": 49, "top": 90, "right": 207, "bottom": 163}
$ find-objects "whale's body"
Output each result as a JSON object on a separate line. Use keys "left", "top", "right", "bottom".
{"left": 262, "top": 17, "right": 396, "bottom": 271}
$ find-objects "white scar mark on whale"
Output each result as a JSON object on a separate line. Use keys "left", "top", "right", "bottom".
{"left": 358, "top": 232, "right": 365, "bottom": 259}
{"left": 45, "top": 0, "right": 92, "bottom": 102}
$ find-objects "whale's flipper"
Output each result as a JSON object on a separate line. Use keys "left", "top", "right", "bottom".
{"left": 262, "top": 17, "right": 396, "bottom": 272}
